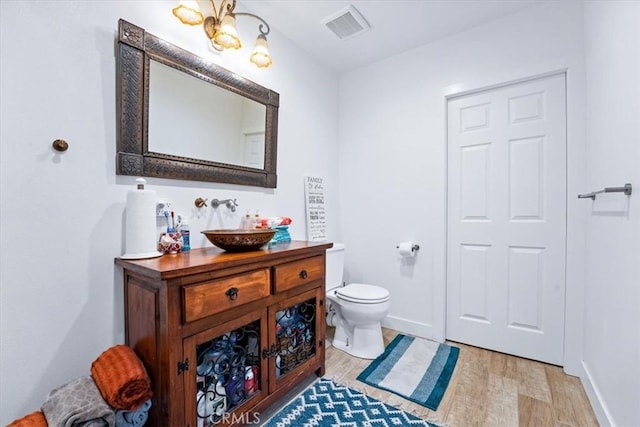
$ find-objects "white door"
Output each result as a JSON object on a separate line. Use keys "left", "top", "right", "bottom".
{"left": 446, "top": 73, "right": 566, "bottom": 365}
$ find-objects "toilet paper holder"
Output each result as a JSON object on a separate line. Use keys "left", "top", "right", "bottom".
{"left": 396, "top": 243, "right": 420, "bottom": 252}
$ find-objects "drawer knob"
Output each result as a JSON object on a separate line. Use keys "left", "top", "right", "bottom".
{"left": 225, "top": 287, "right": 239, "bottom": 300}
{"left": 299, "top": 270, "right": 308, "bottom": 279}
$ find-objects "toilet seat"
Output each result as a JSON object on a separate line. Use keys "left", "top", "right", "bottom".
{"left": 334, "top": 283, "right": 390, "bottom": 304}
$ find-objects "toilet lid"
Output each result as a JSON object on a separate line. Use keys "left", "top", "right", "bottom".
{"left": 334, "top": 283, "right": 390, "bottom": 304}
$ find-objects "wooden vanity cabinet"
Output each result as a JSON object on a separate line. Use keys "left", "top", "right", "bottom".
{"left": 115, "top": 241, "right": 332, "bottom": 426}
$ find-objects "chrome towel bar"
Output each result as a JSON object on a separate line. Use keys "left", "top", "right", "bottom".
{"left": 578, "top": 183, "right": 632, "bottom": 200}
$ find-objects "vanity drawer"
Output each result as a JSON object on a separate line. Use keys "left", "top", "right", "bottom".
{"left": 274, "top": 255, "right": 324, "bottom": 293}
{"left": 182, "top": 268, "right": 270, "bottom": 322}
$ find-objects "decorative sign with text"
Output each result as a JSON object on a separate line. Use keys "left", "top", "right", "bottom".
{"left": 304, "top": 176, "right": 326, "bottom": 241}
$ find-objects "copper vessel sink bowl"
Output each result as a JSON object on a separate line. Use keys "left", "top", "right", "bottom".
{"left": 201, "top": 229, "right": 276, "bottom": 252}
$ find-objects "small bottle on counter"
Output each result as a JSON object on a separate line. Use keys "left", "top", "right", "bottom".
{"left": 179, "top": 218, "right": 190, "bottom": 251}
{"left": 241, "top": 211, "right": 252, "bottom": 229}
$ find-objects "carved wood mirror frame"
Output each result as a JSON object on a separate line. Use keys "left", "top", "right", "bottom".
{"left": 116, "top": 19, "right": 279, "bottom": 188}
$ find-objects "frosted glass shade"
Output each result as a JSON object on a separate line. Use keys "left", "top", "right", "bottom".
{"left": 172, "top": 1, "right": 204, "bottom": 25}
{"left": 250, "top": 35, "right": 273, "bottom": 68}
{"left": 214, "top": 14, "right": 241, "bottom": 49}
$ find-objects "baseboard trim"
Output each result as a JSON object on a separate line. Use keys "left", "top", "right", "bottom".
{"left": 581, "top": 361, "right": 615, "bottom": 426}
{"left": 381, "top": 316, "right": 436, "bottom": 341}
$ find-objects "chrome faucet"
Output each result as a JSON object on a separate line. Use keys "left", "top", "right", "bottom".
{"left": 211, "top": 198, "right": 238, "bottom": 212}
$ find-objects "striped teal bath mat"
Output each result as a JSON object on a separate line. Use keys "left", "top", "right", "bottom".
{"left": 356, "top": 334, "right": 459, "bottom": 411}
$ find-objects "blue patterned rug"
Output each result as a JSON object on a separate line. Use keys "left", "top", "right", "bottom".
{"left": 356, "top": 334, "right": 459, "bottom": 411}
{"left": 262, "top": 378, "right": 440, "bottom": 426}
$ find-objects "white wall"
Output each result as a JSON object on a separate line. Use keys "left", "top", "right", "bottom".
{"left": 582, "top": 2, "right": 640, "bottom": 425}
{"left": 338, "top": 0, "right": 586, "bottom": 371}
{"left": 0, "top": 1, "right": 339, "bottom": 423}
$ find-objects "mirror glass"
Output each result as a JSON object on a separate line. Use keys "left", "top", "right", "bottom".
{"left": 116, "top": 19, "right": 279, "bottom": 188}
{"left": 148, "top": 60, "right": 266, "bottom": 169}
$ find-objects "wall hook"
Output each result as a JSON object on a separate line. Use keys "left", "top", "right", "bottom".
{"left": 52, "top": 139, "right": 69, "bottom": 152}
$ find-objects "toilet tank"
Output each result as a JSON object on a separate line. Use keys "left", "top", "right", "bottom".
{"left": 325, "top": 243, "right": 345, "bottom": 291}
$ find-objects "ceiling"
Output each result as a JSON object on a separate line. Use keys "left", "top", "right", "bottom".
{"left": 241, "top": 0, "right": 545, "bottom": 73}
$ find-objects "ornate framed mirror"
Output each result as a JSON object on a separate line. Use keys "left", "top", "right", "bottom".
{"left": 116, "top": 19, "right": 279, "bottom": 187}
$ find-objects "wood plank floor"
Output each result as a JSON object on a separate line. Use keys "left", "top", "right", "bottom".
{"left": 324, "top": 327, "right": 599, "bottom": 427}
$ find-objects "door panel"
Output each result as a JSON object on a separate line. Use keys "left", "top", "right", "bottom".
{"left": 446, "top": 73, "right": 566, "bottom": 365}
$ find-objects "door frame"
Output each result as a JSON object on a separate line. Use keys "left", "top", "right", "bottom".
{"left": 436, "top": 69, "right": 584, "bottom": 373}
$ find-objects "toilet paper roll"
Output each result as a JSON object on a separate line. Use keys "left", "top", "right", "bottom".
{"left": 397, "top": 242, "right": 418, "bottom": 257}
{"left": 121, "top": 181, "right": 162, "bottom": 259}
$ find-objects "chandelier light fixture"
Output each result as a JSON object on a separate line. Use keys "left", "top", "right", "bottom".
{"left": 172, "top": 0, "right": 273, "bottom": 68}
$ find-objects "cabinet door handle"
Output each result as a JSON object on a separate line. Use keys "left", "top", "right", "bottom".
{"left": 225, "top": 287, "right": 239, "bottom": 300}
{"left": 262, "top": 343, "right": 277, "bottom": 359}
{"left": 299, "top": 270, "right": 308, "bottom": 279}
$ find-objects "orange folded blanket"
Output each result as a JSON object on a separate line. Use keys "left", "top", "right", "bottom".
{"left": 90, "top": 344, "right": 152, "bottom": 410}
{"left": 7, "top": 410, "right": 48, "bottom": 427}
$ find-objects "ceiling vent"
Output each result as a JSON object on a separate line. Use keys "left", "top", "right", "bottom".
{"left": 322, "top": 5, "right": 370, "bottom": 40}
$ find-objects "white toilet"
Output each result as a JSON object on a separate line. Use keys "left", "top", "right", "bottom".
{"left": 325, "top": 243, "right": 391, "bottom": 359}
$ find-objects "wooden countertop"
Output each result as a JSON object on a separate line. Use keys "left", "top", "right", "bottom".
{"left": 115, "top": 240, "right": 333, "bottom": 280}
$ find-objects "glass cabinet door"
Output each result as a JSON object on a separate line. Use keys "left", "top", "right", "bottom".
{"left": 183, "top": 311, "right": 267, "bottom": 426}
{"left": 268, "top": 288, "right": 322, "bottom": 392}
